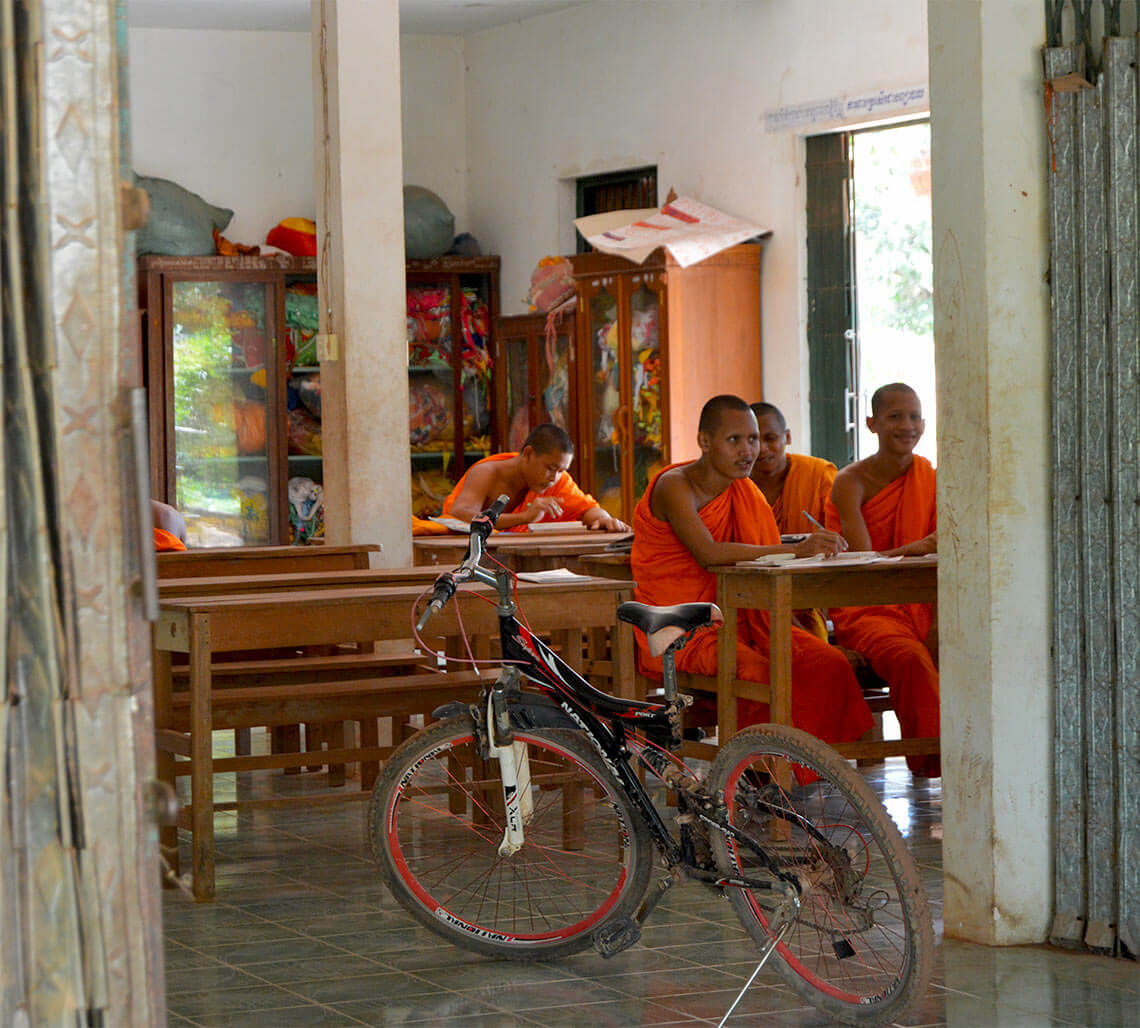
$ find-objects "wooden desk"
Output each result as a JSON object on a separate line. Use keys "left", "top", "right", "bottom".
{"left": 157, "top": 543, "right": 380, "bottom": 578}
{"left": 153, "top": 575, "right": 635, "bottom": 900}
{"left": 158, "top": 566, "right": 441, "bottom": 598}
{"left": 713, "top": 557, "right": 938, "bottom": 761}
{"left": 413, "top": 530, "right": 632, "bottom": 568}
{"left": 576, "top": 552, "right": 634, "bottom": 581}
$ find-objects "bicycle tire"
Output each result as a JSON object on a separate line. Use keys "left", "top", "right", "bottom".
{"left": 369, "top": 718, "right": 654, "bottom": 960}
{"left": 707, "top": 724, "right": 933, "bottom": 1027}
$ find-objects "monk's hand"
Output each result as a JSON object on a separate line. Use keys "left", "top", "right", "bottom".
{"left": 904, "top": 531, "right": 937, "bottom": 556}
{"left": 524, "top": 496, "right": 564, "bottom": 523}
{"left": 586, "top": 513, "right": 630, "bottom": 532}
{"left": 794, "top": 530, "right": 848, "bottom": 559}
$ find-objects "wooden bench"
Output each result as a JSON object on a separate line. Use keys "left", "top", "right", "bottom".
{"left": 156, "top": 542, "right": 381, "bottom": 578}
{"left": 154, "top": 575, "right": 636, "bottom": 899}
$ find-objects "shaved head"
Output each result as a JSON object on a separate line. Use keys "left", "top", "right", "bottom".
{"left": 870, "top": 383, "right": 919, "bottom": 416}
{"left": 699, "top": 394, "right": 753, "bottom": 435}
{"left": 523, "top": 423, "right": 574, "bottom": 456}
{"left": 749, "top": 401, "right": 786, "bottom": 431}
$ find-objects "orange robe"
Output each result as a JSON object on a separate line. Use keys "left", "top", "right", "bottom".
{"left": 824, "top": 455, "right": 940, "bottom": 776}
{"left": 153, "top": 527, "right": 185, "bottom": 552}
{"left": 770, "top": 453, "right": 837, "bottom": 536}
{"left": 442, "top": 452, "right": 600, "bottom": 533}
{"left": 769, "top": 453, "right": 838, "bottom": 640}
{"left": 631, "top": 465, "right": 872, "bottom": 745}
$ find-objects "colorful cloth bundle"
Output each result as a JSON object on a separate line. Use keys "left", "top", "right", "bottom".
{"left": 406, "top": 286, "right": 492, "bottom": 380}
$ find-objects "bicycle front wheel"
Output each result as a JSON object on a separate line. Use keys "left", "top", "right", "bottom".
{"left": 369, "top": 719, "right": 654, "bottom": 960}
{"left": 708, "top": 725, "right": 933, "bottom": 1027}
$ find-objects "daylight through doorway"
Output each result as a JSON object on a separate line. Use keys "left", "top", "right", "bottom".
{"left": 851, "top": 122, "right": 935, "bottom": 461}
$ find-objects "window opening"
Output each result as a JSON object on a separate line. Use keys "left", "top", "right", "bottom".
{"left": 575, "top": 166, "right": 658, "bottom": 252}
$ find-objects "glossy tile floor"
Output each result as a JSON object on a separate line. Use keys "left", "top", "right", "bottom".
{"left": 164, "top": 734, "right": 1138, "bottom": 1026}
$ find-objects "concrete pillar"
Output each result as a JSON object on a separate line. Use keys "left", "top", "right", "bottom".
{"left": 929, "top": 0, "right": 1053, "bottom": 943}
{"left": 311, "top": 0, "right": 410, "bottom": 564}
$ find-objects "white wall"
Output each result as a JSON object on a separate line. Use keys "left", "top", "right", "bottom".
{"left": 463, "top": 0, "right": 929, "bottom": 442}
{"left": 400, "top": 35, "right": 469, "bottom": 230}
{"left": 128, "top": 28, "right": 316, "bottom": 248}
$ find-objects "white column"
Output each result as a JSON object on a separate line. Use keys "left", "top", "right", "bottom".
{"left": 311, "top": 0, "right": 410, "bottom": 564}
{"left": 929, "top": 0, "right": 1053, "bottom": 943}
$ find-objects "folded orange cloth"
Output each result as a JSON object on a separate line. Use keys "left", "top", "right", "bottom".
{"left": 154, "top": 527, "right": 186, "bottom": 552}
{"left": 631, "top": 464, "right": 872, "bottom": 747}
{"left": 442, "top": 452, "right": 600, "bottom": 533}
{"left": 412, "top": 515, "right": 451, "bottom": 536}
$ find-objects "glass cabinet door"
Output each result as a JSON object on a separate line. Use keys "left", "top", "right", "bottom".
{"left": 170, "top": 278, "right": 274, "bottom": 547}
{"left": 499, "top": 332, "right": 531, "bottom": 450}
{"left": 585, "top": 280, "right": 623, "bottom": 517}
{"left": 537, "top": 325, "right": 573, "bottom": 438}
{"left": 629, "top": 276, "right": 665, "bottom": 503}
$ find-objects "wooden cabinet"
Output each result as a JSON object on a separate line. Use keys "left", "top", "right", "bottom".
{"left": 568, "top": 242, "right": 767, "bottom": 523}
{"left": 406, "top": 256, "right": 500, "bottom": 517}
{"left": 492, "top": 311, "right": 577, "bottom": 461}
{"left": 140, "top": 255, "right": 322, "bottom": 547}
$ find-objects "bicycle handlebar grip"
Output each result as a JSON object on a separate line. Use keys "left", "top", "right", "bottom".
{"left": 469, "top": 493, "right": 511, "bottom": 543}
{"left": 415, "top": 572, "right": 457, "bottom": 632}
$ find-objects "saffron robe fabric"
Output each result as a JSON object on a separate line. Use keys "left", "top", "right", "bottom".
{"left": 442, "top": 452, "right": 600, "bottom": 533}
{"left": 768, "top": 453, "right": 838, "bottom": 640}
{"left": 153, "top": 527, "right": 185, "bottom": 551}
{"left": 824, "top": 455, "right": 940, "bottom": 776}
{"left": 770, "top": 453, "right": 838, "bottom": 536}
{"left": 631, "top": 465, "right": 872, "bottom": 745}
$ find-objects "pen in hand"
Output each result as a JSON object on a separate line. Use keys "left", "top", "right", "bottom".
{"left": 802, "top": 510, "right": 848, "bottom": 553}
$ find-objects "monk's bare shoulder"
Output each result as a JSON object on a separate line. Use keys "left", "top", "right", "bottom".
{"left": 831, "top": 460, "right": 869, "bottom": 508}
{"left": 649, "top": 465, "right": 697, "bottom": 520}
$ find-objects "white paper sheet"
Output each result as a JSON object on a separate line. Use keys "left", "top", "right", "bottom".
{"left": 575, "top": 196, "right": 771, "bottom": 268}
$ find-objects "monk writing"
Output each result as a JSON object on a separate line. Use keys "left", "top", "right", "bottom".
{"left": 825, "top": 382, "right": 940, "bottom": 778}
{"left": 749, "top": 400, "right": 838, "bottom": 639}
{"left": 442, "top": 423, "right": 630, "bottom": 532}
{"left": 631, "top": 394, "right": 873, "bottom": 745}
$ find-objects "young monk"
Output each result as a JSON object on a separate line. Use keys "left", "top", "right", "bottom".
{"left": 442, "top": 423, "right": 630, "bottom": 533}
{"left": 749, "top": 402, "right": 838, "bottom": 536}
{"left": 825, "top": 382, "right": 940, "bottom": 778}
{"left": 631, "top": 395, "right": 873, "bottom": 744}
{"left": 749, "top": 401, "right": 839, "bottom": 640}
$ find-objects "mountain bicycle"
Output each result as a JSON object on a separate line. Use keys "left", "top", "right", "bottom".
{"left": 368, "top": 498, "right": 933, "bottom": 1026}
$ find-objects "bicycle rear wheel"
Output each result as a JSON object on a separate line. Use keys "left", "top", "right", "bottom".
{"left": 707, "top": 725, "right": 933, "bottom": 1027}
{"left": 369, "top": 719, "right": 653, "bottom": 960}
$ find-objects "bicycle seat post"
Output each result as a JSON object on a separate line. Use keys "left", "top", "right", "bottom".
{"left": 661, "top": 648, "right": 679, "bottom": 703}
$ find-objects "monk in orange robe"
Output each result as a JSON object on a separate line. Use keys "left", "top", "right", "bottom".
{"left": 825, "top": 382, "right": 940, "bottom": 777}
{"left": 749, "top": 401, "right": 838, "bottom": 638}
{"left": 442, "top": 423, "right": 629, "bottom": 533}
{"left": 632, "top": 395, "right": 873, "bottom": 745}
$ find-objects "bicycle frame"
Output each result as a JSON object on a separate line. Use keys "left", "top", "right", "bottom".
{"left": 433, "top": 534, "right": 803, "bottom": 898}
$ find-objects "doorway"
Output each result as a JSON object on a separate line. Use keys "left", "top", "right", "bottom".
{"left": 806, "top": 121, "right": 935, "bottom": 464}
{"left": 851, "top": 123, "right": 935, "bottom": 460}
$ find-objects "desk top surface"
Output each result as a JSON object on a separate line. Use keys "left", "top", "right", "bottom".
{"left": 159, "top": 566, "right": 441, "bottom": 596}
{"left": 414, "top": 530, "right": 631, "bottom": 551}
{"left": 713, "top": 555, "right": 937, "bottom": 579}
{"left": 158, "top": 574, "right": 634, "bottom": 612}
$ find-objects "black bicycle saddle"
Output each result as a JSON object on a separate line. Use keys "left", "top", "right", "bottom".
{"left": 616, "top": 602, "right": 723, "bottom": 656}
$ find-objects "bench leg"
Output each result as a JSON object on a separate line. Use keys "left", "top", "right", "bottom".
{"left": 326, "top": 721, "right": 346, "bottom": 787}
{"left": 273, "top": 725, "right": 302, "bottom": 773}
{"left": 360, "top": 718, "right": 380, "bottom": 790}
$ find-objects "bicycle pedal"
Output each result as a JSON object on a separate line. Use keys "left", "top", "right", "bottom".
{"left": 832, "top": 937, "right": 856, "bottom": 960}
{"left": 592, "top": 916, "right": 641, "bottom": 958}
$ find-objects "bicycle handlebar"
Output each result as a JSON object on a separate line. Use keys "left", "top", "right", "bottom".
{"left": 415, "top": 494, "right": 511, "bottom": 632}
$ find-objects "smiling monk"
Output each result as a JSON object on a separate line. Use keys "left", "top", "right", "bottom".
{"left": 825, "top": 382, "right": 940, "bottom": 778}
{"left": 631, "top": 395, "right": 872, "bottom": 745}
